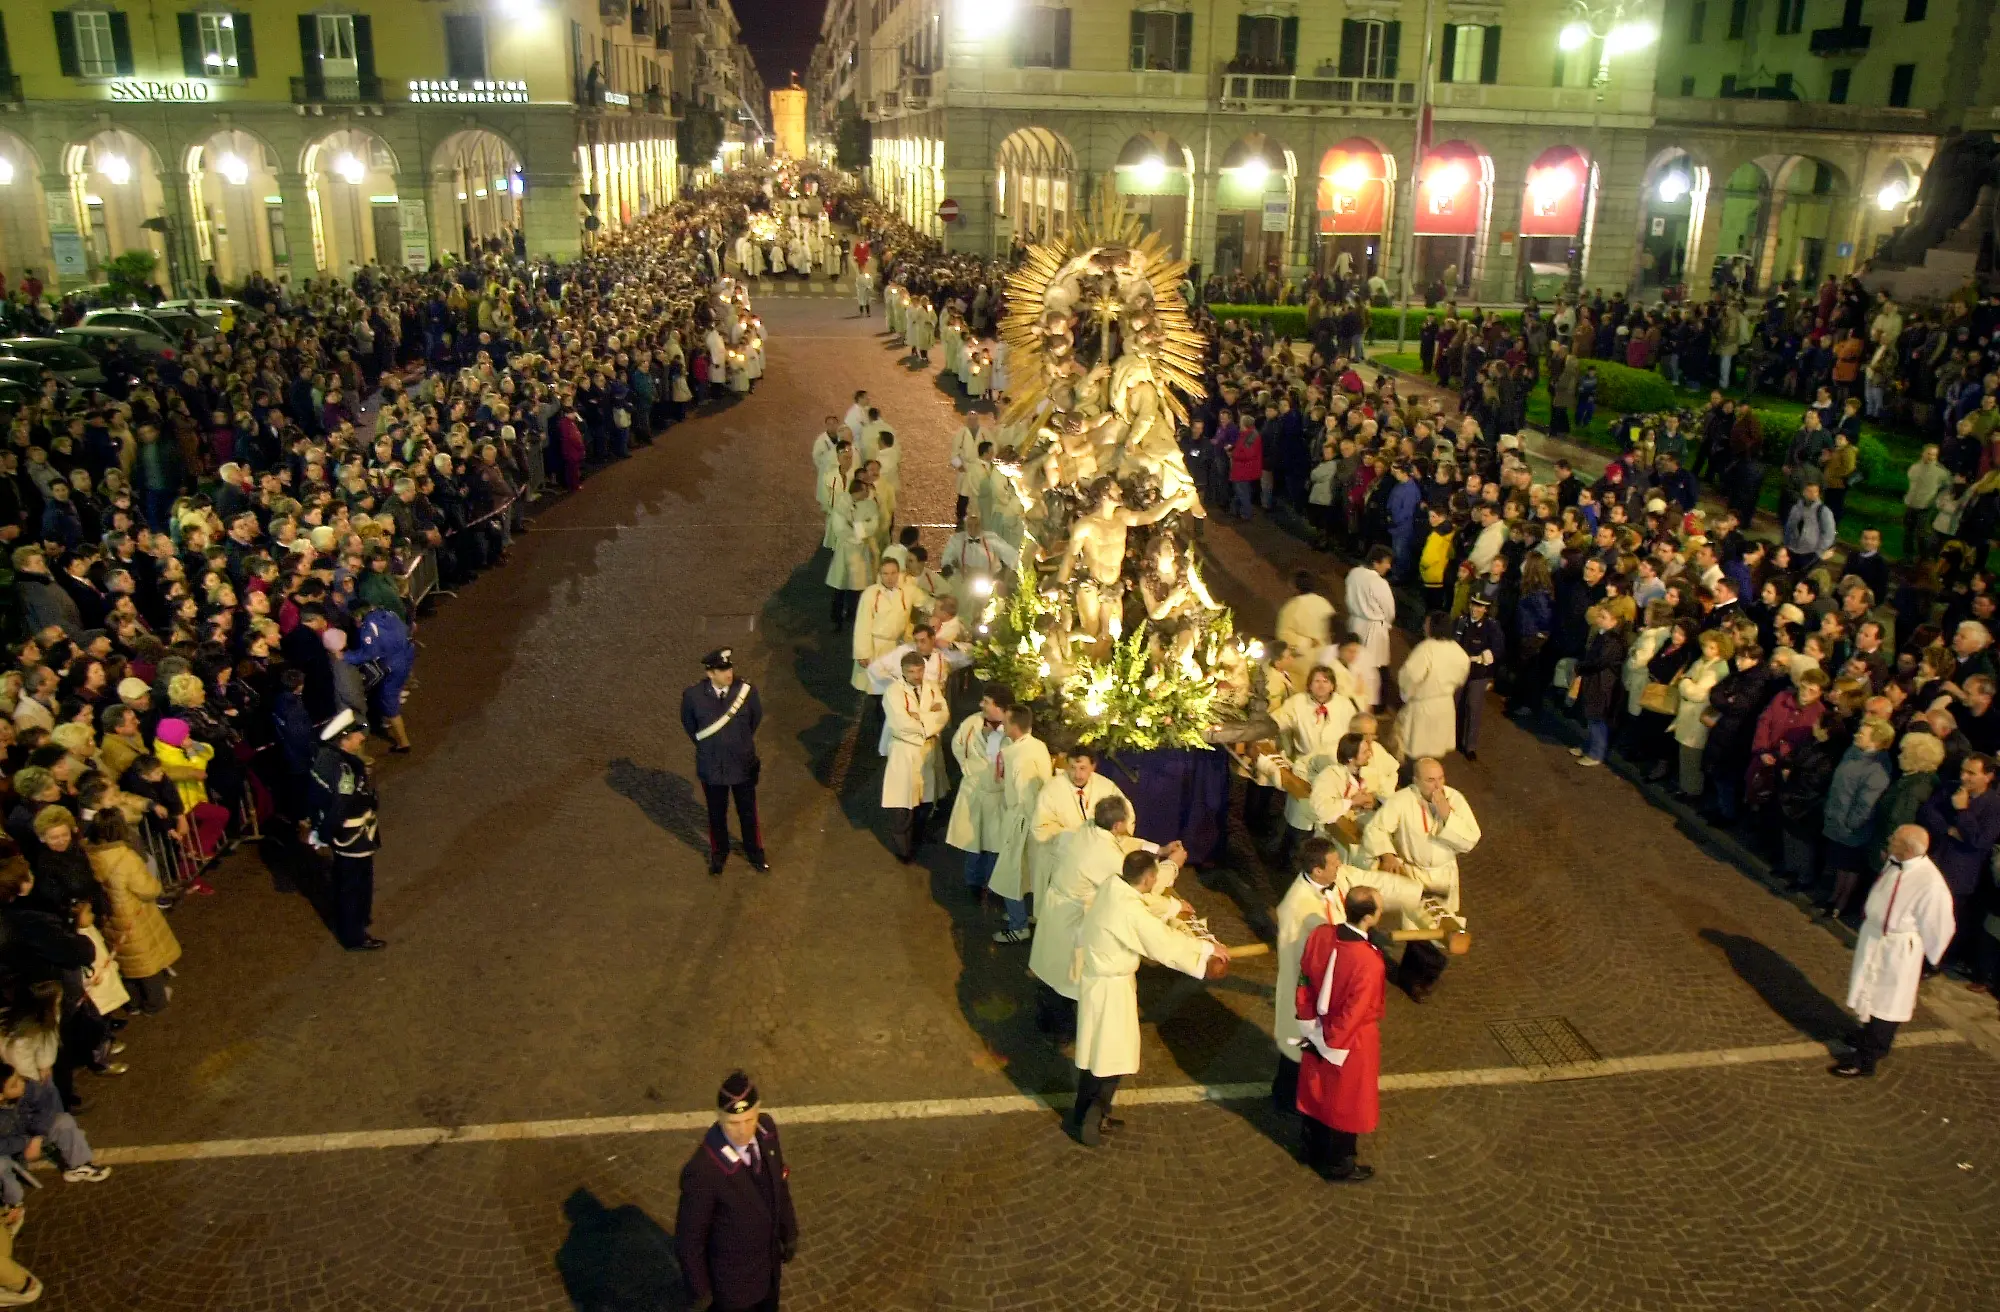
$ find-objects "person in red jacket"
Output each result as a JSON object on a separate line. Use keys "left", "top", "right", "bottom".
{"left": 1293, "top": 885, "right": 1386, "bottom": 1183}
{"left": 1227, "top": 416, "right": 1264, "bottom": 520}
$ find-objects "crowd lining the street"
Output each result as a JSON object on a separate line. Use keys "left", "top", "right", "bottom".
{"left": 0, "top": 170, "right": 782, "bottom": 1303}
{"left": 1179, "top": 274, "right": 2000, "bottom": 1016}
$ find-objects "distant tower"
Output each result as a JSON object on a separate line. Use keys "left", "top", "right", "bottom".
{"left": 770, "top": 73, "right": 808, "bottom": 160}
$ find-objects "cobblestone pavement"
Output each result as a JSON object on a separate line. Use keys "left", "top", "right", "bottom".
{"left": 18, "top": 297, "right": 1999, "bottom": 1309}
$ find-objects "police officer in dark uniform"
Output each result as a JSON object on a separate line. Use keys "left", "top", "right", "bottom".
{"left": 1452, "top": 594, "right": 1505, "bottom": 762}
{"left": 680, "top": 648, "right": 767, "bottom": 876}
{"left": 675, "top": 1072, "right": 798, "bottom": 1312}
{"left": 308, "top": 708, "right": 386, "bottom": 950}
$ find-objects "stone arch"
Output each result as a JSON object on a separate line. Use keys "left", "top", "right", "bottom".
{"left": 1635, "top": 146, "right": 1715, "bottom": 294}
{"left": 1412, "top": 138, "right": 1493, "bottom": 297}
{"left": 302, "top": 126, "right": 401, "bottom": 274}
{"left": 993, "top": 125, "right": 1077, "bottom": 243}
{"left": 63, "top": 128, "right": 170, "bottom": 283}
{"left": 0, "top": 130, "right": 50, "bottom": 284}
{"left": 1757, "top": 154, "right": 1849, "bottom": 287}
{"left": 1517, "top": 144, "right": 1597, "bottom": 294}
{"left": 1213, "top": 132, "right": 1295, "bottom": 279}
{"left": 1113, "top": 131, "right": 1195, "bottom": 257}
{"left": 1314, "top": 136, "right": 1396, "bottom": 280}
{"left": 185, "top": 127, "right": 285, "bottom": 286}
{"left": 431, "top": 128, "right": 525, "bottom": 261}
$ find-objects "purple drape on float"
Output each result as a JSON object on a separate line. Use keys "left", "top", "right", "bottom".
{"left": 1098, "top": 746, "right": 1231, "bottom": 867}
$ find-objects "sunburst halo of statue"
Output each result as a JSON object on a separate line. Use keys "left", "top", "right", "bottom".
{"left": 968, "top": 190, "right": 1252, "bottom": 755}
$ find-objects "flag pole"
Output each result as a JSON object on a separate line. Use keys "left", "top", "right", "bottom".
{"left": 1394, "top": 0, "right": 1440, "bottom": 357}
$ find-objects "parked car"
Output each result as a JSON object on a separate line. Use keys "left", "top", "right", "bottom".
{"left": 0, "top": 357, "right": 47, "bottom": 391}
{"left": 55, "top": 324, "right": 179, "bottom": 367}
{"left": 77, "top": 305, "right": 217, "bottom": 343}
{"left": 158, "top": 298, "right": 259, "bottom": 327}
{"left": 0, "top": 336, "right": 107, "bottom": 386}
{"left": 0, "top": 379, "right": 34, "bottom": 420}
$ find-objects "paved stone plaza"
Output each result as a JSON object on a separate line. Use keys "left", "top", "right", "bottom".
{"left": 17, "top": 296, "right": 2000, "bottom": 1310}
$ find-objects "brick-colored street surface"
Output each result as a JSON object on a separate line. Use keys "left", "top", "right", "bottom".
{"left": 16, "top": 297, "right": 1998, "bottom": 1309}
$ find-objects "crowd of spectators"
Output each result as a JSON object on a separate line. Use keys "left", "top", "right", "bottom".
{"left": 1173, "top": 283, "right": 2000, "bottom": 1018}
{"left": 0, "top": 172, "right": 772, "bottom": 1300}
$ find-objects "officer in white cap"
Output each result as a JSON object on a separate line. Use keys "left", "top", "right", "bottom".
{"left": 680, "top": 648, "right": 768, "bottom": 876}
{"left": 308, "top": 708, "right": 385, "bottom": 950}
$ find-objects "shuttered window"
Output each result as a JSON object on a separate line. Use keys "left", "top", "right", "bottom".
{"left": 444, "top": 14, "right": 487, "bottom": 80}
{"left": 1439, "top": 24, "right": 1499, "bottom": 84}
{"left": 1129, "top": 10, "right": 1191, "bottom": 72}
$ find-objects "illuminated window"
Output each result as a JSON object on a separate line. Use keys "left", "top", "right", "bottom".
{"left": 75, "top": 11, "right": 118, "bottom": 77}
{"left": 198, "top": 13, "right": 238, "bottom": 74}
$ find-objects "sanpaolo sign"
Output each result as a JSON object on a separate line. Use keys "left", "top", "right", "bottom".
{"left": 407, "top": 79, "right": 530, "bottom": 104}
{"left": 107, "top": 79, "right": 215, "bottom": 103}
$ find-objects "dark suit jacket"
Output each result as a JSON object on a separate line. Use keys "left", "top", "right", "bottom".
{"left": 676, "top": 1117, "right": 797, "bottom": 1307}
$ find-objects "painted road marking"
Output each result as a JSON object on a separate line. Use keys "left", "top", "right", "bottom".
{"left": 95, "top": 1030, "right": 1967, "bottom": 1166}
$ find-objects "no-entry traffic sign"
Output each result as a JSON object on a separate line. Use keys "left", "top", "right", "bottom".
{"left": 937, "top": 198, "right": 960, "bottom": 222}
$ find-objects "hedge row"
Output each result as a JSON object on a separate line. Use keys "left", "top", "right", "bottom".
{"left": 1207, "top": 305, "right": 1916, "bottom": 497}
{"left": 1205, "top": 304, "right": 1527, "bottom": 342}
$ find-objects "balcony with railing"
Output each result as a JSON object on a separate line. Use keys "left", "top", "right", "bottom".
{"left": 1218, "top": 68, "right": 1415, "bottom": 109}
{"left": 903, "top": 74, "right": 932, "bottom": 106}
{"left": 1809, "top": 24, "right": 1872, "bottom": 55}
{"left": 1657, "top": 95, "right": 1928, "bottom": 133}
{"left": 291, "top": 74, "right": 384, "bottom": 106}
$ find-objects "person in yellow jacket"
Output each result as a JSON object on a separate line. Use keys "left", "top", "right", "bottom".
{"left": 84, "top": 810, "right": 180, "bottom": 1014}
{"left": 1418, "top": 506, "right": 1456, "bottom": 615}
{"left": 151, "top": 717, "right": 232, "bottom": 859}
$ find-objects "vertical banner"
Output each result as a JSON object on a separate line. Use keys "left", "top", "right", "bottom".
{"left": 46, "top": 193, "right": 89, "bottom": 281}
{"left": 399, "top": 197, "right": 431, "bottom": 272}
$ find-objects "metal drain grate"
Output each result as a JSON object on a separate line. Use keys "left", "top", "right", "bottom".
{"left": 1489, "top": 1017, "right": 1602, "bottom": 1069}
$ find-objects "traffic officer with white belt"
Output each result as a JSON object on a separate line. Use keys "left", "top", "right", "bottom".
{"left": 308, "top": 708, "right": 385, "bottom": 951}
{"left": 681, "top": 648, "right": 769, "bottom": 876}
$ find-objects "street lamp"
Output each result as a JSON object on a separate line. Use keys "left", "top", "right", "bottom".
{"left": 1559, "top": 0, "right": 1657, "bottom": 88}
{"left": 959, "top": 0, "right": 1018, "bottom": 40}
{"left": 1133, "top": 155, "right": 1168, "bottom": 189}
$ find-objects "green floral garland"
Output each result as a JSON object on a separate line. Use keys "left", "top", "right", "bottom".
{"left": 968, "top": 583, "right": 1235, "bottom": 755}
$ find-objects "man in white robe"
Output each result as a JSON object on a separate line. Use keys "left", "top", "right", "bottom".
{"left": 881, "top": 652, "right": 950, "bottom": 862}
{"left": 1308, "top": 735, "right": 1379, "bottom": 860}
{"left": 1276, "top": 572, "right": 1338, "bottom": 660}
{"left": 950, "top": 416, "right": 986, "bottom": 525}
{"left": 1028, "top": 746, "right": 1130, "bottom": 910}
{"left": 1351, "top": 712, "right": 1401, "bottom": 803}
{"left": 842, "top": 391, "right": 870, "bottom": 442}
{"left": 850, "top": 559, "right": 914, "bottom": 692}
{"left": 940, "top": 511, "right": 1018, "bottom": 617}
{"left": 1067, "top": 847, "right": 1224, "bottom": 1146}
{"left": 855, "top": 410, "right": 892, "bottom": 466}
{"left": 1274, "top": 666, "right": 1360, "bottom": 854}
{"left": 865, "top": 624, "right": 961, "bottom": 754}
{"left": 1030, "top": 797, "right": 1135, "bottom": 1034}
{"left": 1835, "top": 825, "right": 1955, "bottom": 1077}
{"left": 854, "top": 267, "right": 874, "bottom": 316}
{"left": 1344, "top": 546, "right": 1398, "bottom": 708}
{"left": 988, "top": 705, "right": 1053, "bottom": 943}
{"left": 871, "top": 435, "right": 902, "bottom": 525}
{"left": 1271, "top": 836, "right": 1364, "bottom": 1111}
{"left": 945, "top": 684, "right": 1013, "bottom": 898}
{"left": 1361, "top": 756, "right": 1481, "bottom": 926}
{"left": 1395, "top": 613, "right": 1472, "bottom": 760}
{"left": 811, "top": 415, "right": 844, "bottom": 478}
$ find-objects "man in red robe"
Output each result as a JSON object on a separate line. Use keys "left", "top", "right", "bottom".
{"left": 1293, "top": 884, "right": 1385, "bottom": 1183}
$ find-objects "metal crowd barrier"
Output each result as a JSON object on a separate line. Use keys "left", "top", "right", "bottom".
{"left": 398, "top": 547, "right": 443, "bottom": 608}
